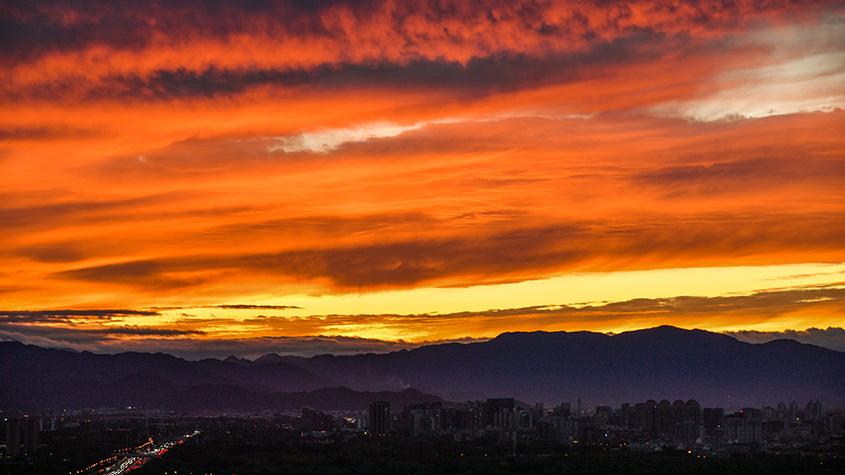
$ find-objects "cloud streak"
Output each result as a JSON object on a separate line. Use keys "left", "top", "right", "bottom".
{"left": 0, "top": 309, "right": 159, "bottom": 323}
{"left": 54, "top": 211, "right": 845, "bottom": 292}
{"left": 3, "top": 285, "right": 843, "bottom": 356}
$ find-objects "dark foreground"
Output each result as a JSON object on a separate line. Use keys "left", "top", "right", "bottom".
{"left": 131, "top": 417, "right": 843, "bottom": 475}
{"left": 134, "top": 438, "right": 843, "bottom": 475}
{"left": 4, "top": 416, "right": 843, "bottom": 475}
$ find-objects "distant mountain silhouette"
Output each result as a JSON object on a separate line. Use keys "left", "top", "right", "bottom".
{"left": 279, "top": 326, "right": 845, "bottom": 407}
{"left": 0, "top": 341, "right": 439, "bottom": 411}
{"left": 0, "top": 340, "right": 331, "bottom": 392}
{"left": 2, "top": 326, "right": 844, "bottom": 410}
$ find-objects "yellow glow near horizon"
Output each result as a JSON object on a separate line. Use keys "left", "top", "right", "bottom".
{"left": 110, "top": 262, "right": 845, "bottom": 342}
{"left": 195, "top": 262, "right": 845, "bottom": 317}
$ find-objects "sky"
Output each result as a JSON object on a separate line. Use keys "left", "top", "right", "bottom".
{"left": 1, "top": 0, "right": 844, "bottom": 358}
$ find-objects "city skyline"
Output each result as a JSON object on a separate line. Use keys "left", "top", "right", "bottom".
{"left": 2, "top": 1, "right": 845, "bottom": 355}
{"left": 5, "top": 394, "right": 842, "bottom": 474}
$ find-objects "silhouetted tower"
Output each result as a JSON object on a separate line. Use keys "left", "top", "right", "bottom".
{"left": 5, "top": 419, "right": 21, "bottom": 456}
{"left": 788, "top": 401, "right": 799, "bottom": 419}
{"left": 22, "top": 416, "right": 39, "bottom": 454}
{"left": 368, "top": 401, "right": 391, "bottom": 435}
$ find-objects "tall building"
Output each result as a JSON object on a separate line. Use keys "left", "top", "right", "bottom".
{"left": 22, "top": 417, "right": 39, "bottom": 454}
{"left": 620, "top": 403, "right": 631, "bottom": 428}
{"left": 402, "top": 402, "right": 442, "bottom": 436}
{"left": 3, "top": 417, "right": 38, "bottom": 456}
{"left": 725, "top": 414, "right": 762, "bottom": 444}
{"left": 683, "top": 399, "right": 702, "bottom": 425}
{"left": 5, "top": 419, "right": 21, "bottom": 456}
{"left": 702, "top": 407, "right": 724, "bottom": 431}
{"left": 655, "top": 400, "right": 673, "bottom": 434}
{"left": 368, "top": 401, "right": 391, "bottom": 435}
{"left": 556, "top": 402, "right": 572, "bottom": 419}
{"left": 483, "top": 398, "right": 516, "bottom": 429}
{"left": 805, "top": 400, "right": 822, "bottom": 420}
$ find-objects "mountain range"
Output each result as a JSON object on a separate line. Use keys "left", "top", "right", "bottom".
{"left": 2, "top": 326, "right": 843, "bottom": 411}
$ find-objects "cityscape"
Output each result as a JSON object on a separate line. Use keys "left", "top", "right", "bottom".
{"left": 3, "top": 396, "right": 844, "bottom": 474}
{"left": 361, "top": 398, "right": 841, "bottom": 453}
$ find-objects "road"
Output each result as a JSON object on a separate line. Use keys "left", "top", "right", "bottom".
{"left": 72, "top": 430, "right": 200, "bottom": 475}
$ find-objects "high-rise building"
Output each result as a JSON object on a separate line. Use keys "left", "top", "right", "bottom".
{"left": 656, "top": 400, "right": 673, "bottom": 434}
{"left": 368, "top": 401, "right": 391, "bottom": 435}
{"left": 5, "top": 419, "right": 21, "bottom": 456}
{"left": 683, "top": 399, "right": 702, "bottom": 425}
{"left": 805, "top": 400, "right": 822, "bottom": 420}
{"left": 620, "top": 403, "right": 631, "bottom": 428}
{"left": 3, "top": 417, "right": 38, "bottom": 456}
{"left": 22, "top": 417, "right": 39, "bottom": 454}
{"left": 404, "top": 402, "right": 442, "bottom": 436}
{"left": 725, "top": 414, "right": 762, "bottom": 444}
{"left": 556, "top": 402, "right": 572, "bottom": 419}
{"left": 702, "top": 407, "right": 724, "bottom": 432}
{"left": 483, "top": 398, "right": 515, "bottom": 428}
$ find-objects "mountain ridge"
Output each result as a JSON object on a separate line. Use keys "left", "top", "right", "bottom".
{"left": 2, "top": 326, "right": 843, "bottom": 409}
{"left": 273, "top": 326, "right": 845, "bottom": 406}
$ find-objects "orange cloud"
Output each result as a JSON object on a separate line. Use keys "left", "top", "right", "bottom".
{"left": 1, "top": 1, "right": 843, "bottom": 344}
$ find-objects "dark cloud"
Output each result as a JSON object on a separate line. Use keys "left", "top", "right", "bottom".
{"left": 61, "top": 260, "right": 164, "bottom": 283}
{"left": 0, "top": 309, "right": 159, "bottom": 324}
{"left": 56, "top": 211, "right": 845, "bottom": 290}
{"left": 15, "top": 241, "right": 97, "bottom": 263}
{"left": 0, "top": 323, "right": 203, "bottom": 346}
{"left": 279, "top": 286, "right": 845, "bottom": 325}
{"left": 1, "top": 0, "right": 386, "bottom": 64}
{"left": 57, "top": 223, "right": 584, "bottom": 289}
{"left": 145, "top": 304, "right": 301, "bottom": 311}
{"left": 13, "top": 35, "right": 664, "bottom": 102}
{"left": 0, "top": 309, "right": 158, "bottom": 317}
{"left": 579, "top": 287, "right": 845, "bottom": 319}
{"left": 0, "top": 1, "right": 749, "bottom": 63}
{"left": 213, "top": 304, "right": 302, "bottom": 310}
{"left": 635, "top": 157, "right": 845, "bottom": 193}
{"left": 0, "top": 125, "right": 93, "bottom": 141}
{"left": 3, "top": 0, "right": 814, "bottom": 102}
{"left": 0, "top": 192, "right": 185, "bottom": 229}
{"left": 91, "top": 326, "right": 202, "bottom": 336}
{"left": 1, "top": 0, "right": 153, "bottom": 64}
{"left": 203, "top": 212, "right": 443, "bottom": 241}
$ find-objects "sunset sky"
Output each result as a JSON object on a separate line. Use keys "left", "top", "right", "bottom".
{"left": 1, "top": 0, "right": 844, "bottom": 358}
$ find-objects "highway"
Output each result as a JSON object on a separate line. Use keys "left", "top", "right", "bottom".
{"left": 72, "top": 430, "right": 200, "bottom": 475}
